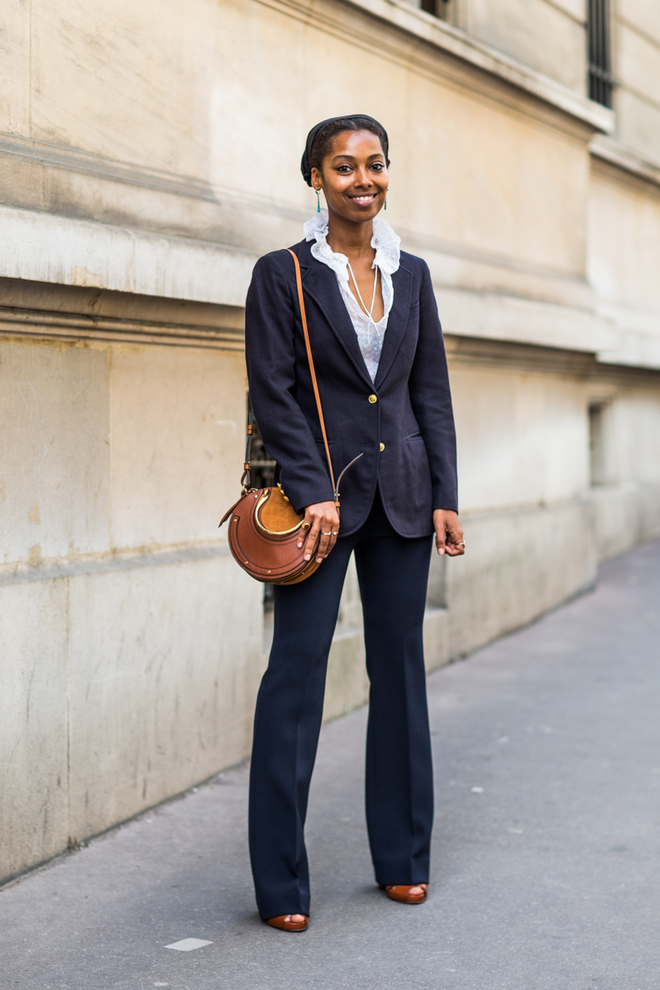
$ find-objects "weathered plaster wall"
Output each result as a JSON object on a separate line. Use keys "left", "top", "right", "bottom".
{"left": 0, "top": 332, "right": 263, "bottom": 878}
{"left": 615, "top": 0, "right": 660, "bottom": 167}
{"left": 464, "top": 0, "right": 587, "bottom": 93}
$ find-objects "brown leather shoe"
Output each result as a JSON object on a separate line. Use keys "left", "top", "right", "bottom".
{"left": 380, "top": 884, "right": 428, "bottom": 904}
{"left": 265, "top": 914, "right": 309, "bottom": 931}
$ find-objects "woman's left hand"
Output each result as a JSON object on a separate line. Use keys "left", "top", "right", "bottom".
{"left": 433, "top": 509, "right": 465, "bottom": 556}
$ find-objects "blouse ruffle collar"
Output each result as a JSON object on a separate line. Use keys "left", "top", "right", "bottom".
{"left": 303, "top": 210, "right": 401, "bottom": 280}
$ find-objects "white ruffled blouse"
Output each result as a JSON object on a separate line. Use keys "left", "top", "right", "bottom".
{"left": 303, "top": 211, "right": 401, "bottom": 383}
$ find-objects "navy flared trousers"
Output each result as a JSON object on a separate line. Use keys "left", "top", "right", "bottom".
{"left": 248, "top": 490, "right": 434, "bottom": 920}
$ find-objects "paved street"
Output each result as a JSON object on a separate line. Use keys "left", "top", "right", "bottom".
{"left": 3, "top": 539, "right": 660, "bottom": 990}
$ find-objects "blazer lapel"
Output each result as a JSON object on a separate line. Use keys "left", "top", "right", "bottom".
{"left": 374, "top": 265, "right": 413, "bottom": 388}
{"left": 298, "top": 244, "right": 373, "bottom": 388}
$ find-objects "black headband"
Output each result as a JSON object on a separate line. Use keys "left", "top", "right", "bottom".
{"left": 300, "top": 114, "right": 389, "bottom": 186}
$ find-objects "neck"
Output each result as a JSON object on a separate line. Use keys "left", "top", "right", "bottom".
{"left": 325, "top": 210, "right": 375, "bottom": 262}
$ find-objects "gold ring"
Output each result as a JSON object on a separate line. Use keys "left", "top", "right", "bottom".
{"left": 302, "top": 522, "right": 311, "bottom": 530}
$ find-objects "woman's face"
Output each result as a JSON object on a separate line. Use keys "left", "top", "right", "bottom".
{"left": 311, "top": 130, "right": 388, "bottom": 223}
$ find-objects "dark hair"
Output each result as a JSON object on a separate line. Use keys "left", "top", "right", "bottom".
{"left": 307, "top": 116, "right": 390, "bottom": 177}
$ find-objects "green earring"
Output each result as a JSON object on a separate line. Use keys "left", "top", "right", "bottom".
{"left": 316, "top": 189, "right": 321, "bottom": 213}
{"left": 384, "top": 188, "right": 388, "bottom": 211}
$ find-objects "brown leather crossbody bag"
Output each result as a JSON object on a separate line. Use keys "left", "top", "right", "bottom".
{"left": 219, "top": 249, "right": 360, "bottom": 585}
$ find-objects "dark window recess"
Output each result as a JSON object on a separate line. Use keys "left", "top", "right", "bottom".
{"left": 588, "top": 402, "right": 607, "bottom": 486}
{"left": 588, "top": 0, "right": 614, "bottom": 107}
{"left": 421, "top": 0, "right": 451, "bottom": 17}
{"left": 246, "top": 398, "right": 277, "bottom": 611}
{"left": 247, "top": 397, "right": 276, "bottom": 492}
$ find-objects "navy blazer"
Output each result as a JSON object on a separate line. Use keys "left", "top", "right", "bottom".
{"left": 244, "top": 238, "right": 458, "bottom": 538}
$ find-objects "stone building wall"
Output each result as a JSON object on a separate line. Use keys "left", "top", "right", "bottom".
{"left": 1, "top": 0, "right": 660, "bottom": 882}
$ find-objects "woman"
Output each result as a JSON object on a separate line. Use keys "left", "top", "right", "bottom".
{"left": 245, "top": 114, "right": 465, "bottom": 932}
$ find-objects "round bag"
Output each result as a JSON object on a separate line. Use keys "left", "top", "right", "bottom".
{"left": 223, "top": 484, "right": 321, "bottom": 586}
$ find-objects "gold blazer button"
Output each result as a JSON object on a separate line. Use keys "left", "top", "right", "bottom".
{"left": 379, "top": 442, "right": 385, "bottom": 452}
{"left": 368, "top": 394, "right": 378, "bottom": 404}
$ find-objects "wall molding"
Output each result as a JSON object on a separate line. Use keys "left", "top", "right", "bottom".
{"left": 0, "top": 131, "right": 310, "bottom": 226}
{"left": 591, "top": 135, "right": 660, "bottom": 190}
{"left": 0, "top": 276, "right": 245, "bottom": 350}
{"left": 446, "top": 332, "right": 660, "bottom": 384}
{"left": 0, "top": 306, "right": 244, "bottom": 351}
{"left": 0, "top": 206, "right": 258, "bottom": 308}
{"left": 0, "top": 542, "right": 230, "bottom": 587}
{"left": 0, "top": 132, "right": 217, "bottom": 203}
{"left": 254, "top": 0, "right": 613, "bottom": 134}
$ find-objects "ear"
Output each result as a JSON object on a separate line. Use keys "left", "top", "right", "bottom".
{"left": 310, "top": 166, "right": 323, "bottom": 190}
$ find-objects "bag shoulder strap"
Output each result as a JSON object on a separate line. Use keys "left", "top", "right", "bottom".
{"left": 286, "top": 248, "right": 337, "bottom": 506}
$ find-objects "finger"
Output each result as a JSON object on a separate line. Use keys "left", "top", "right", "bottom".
{"left": 436, "top": 527, "right": 446, "bottom": 555}
{"left": 445, "top": 526, "right": 465, "bottom": 555}
{"left": 297, "top": 516, "right": 312, "bottom": 549}
{"left": 316, "top": 533, "right": 331, "bottom": 562}
{"left": 304, "top": 517, "right": 321, "bottom": 560}
{"left": 316, "top": 516, "right": 335, "bottom": 561}
{"left": 326, "top": 528, "right": 338, "bottom": 555}
{"left": 322, "top": 513, "right": 340, "bottom": 557}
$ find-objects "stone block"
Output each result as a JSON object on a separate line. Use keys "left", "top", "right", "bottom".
{"left": 466, "top": 0, "right": 587, "bottom": 92}
{"left": 445, "top": 498, "right": 597, "bottom": 658}
{"left": 0, "top": 339, "right": 110, "bottom": 565}
{"left": 450, "top": 364, "right": 590, "bottom": 513}
{"left": 591, "top": 482, "right": 660, "bottom": 560}
{"left": 29, "top": 0, "right": 202, "bottom": 175}
{"left": 67, "top": 553, "right": 263, "bottom": 841}
{"left": 617, "top": 1, "right": 660, "bottom": 59}
{"left": 0, "top": 0, "right": 29, "bottom": 134}
{"left": 398, "top": 73, "right": 590, "bottom": 279}
{"left": 108, "top": 345, "right": 245, "bottom": 550}
{"left": 323, "top": 629, "right": 369, "bottom": 724}
{"left": 617, "top": 24, "right": 660, "bottom": 115}
{"left": 0, "top": 579, "right": 69, "bottom": 879}
{"left": 616, "top": 89, "right": 660, "bottom": 170}
{"left": 588, "top": 161, "right": 660, "bottom": 313}
{"left": 606, "top": 386, "right": 660, "bottom": 485}
{"left": 423, "top": 606, "right": 451, "bottom": 672}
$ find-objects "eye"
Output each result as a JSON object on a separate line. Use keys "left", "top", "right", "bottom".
{"left": 336, "top": 164, "right": 352, "bottom": 173}
{"left": 371, "top": 162, "right": 384, "bottom": 172}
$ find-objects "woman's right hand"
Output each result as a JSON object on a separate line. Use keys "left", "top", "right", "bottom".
{"left": 298, "top": 501, "right": 340, "bottom": 563}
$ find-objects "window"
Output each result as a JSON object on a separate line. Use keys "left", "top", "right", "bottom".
{"left": 247, "top": 398, "right": 277, "bottom": 613}
{"left": 420, "top": 0, "right": 453, "bottom": 21}
{"left": 247, "top": 397, "right": 276, "bottom": 492}
{"left": 588, "top": 402, "right": 608, "bottom": 486}
{"left": 587, "top": 0, "right": 614, "bottom": 107}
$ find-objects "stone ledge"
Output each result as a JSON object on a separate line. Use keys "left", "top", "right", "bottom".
{"left": 0, "top": 206, "right": 257, "bottom": 307}
{"left": 265, "top": 0, "right": 613, "bottom": 133}
{"left": 590, "top": 135, "right": 660, "bottom": 189}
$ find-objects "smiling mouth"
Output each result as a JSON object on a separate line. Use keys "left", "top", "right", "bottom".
{"left": 348, "top": 193, "right": 378, "bottom": 205}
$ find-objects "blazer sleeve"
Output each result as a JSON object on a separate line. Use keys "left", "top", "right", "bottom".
{"left": 244, "top": 251, "right": 335, "bottom": 513}
{"left": 408, "top": 261, "right": 459, "bottom": 513}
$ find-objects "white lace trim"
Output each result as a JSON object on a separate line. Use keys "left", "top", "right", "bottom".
{"left": 303, "top": 211, "right": 401, "bottom": 382}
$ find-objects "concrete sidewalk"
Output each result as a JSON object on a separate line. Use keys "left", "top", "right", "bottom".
{"left": 3, "top": 540, "right": 660, "bottom": 990}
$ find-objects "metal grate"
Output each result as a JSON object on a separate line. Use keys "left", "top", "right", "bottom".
{"left": 588, "top": 0, "right": 614, "bottom": 107}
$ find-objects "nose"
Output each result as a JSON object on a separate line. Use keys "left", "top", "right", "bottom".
{"left": 354, "top": 165, "right": 372, "bottom": 187}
